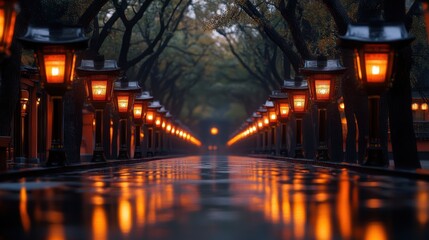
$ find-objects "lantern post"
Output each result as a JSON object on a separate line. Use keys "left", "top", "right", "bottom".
{"left": 270, "top": 90, "right": 290, "bottom": 156}
{"left": 76, "top": 56, "right": 120, "bottom": 162}
{"left": 339, "top": 21, "right": 414, "bottom": 166}
{"left": 145, "top": 101, "right": 162, "bottom": 156}
{"left": 300, "top": 56, "right": 346, "bottom": 161}
{"left": 113, "top": 80, "right": 141, "bottom": 159}
{"left": 19, "top": 26, "right": 88, "bottom": 166}
{"left": 282, "top": 77, "right": 309, "bottom": 158}
{"left": 132, "top": 91, "right": 152, "bottom": 158}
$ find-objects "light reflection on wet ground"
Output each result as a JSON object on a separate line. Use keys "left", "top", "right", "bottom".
{"left": 0, "top": 155, "right": 428, "bottom": 239}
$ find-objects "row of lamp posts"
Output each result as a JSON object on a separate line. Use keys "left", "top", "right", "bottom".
{"left": 228, "top": 20, "right": 414, "bottom": 166}
{"left": 0, "top": 1, "right": 201, "bottom": 167}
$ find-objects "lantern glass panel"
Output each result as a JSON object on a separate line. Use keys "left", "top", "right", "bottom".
{"left": 258, "top": 120, "right": 263, "bottom": 129}
{"left": 422, "top": 103, "right": 428, "bottom": 111}
{"left": 133, "top": 103, "right": 143, "bottom": 119}
{"left": 293, "top": 95, "right": 306, "bottom": 112}
{"left": 263, "top": 116, "right": 269, "bottom": 125}
{"left": 314, "top": 80, "right": 331, "bottom": 100}
{"left": 117, "top": 95, "right": 129, "bottom": 113}
{"left": 44, "top": 54, "right": 66, "bottom": 83}
{"left": 146, "top": 111, "right": 154, "bottom": 123}
{"left": 279, "top": 103, "right": 290, "bottom": 117}
{"left": 364, "top": 53, "right": 388, "bottom": 83}
{"left": 269, "top": 110, "right": 277, "bottom": 123}
{"left": 91, "top": 80, "right": 107, "bottom": 101}
{"left": 155, "top": 117, "right": 162, "bottom": 126}
{"left": 412, "top": 103, "right": 419, "bottom": 111}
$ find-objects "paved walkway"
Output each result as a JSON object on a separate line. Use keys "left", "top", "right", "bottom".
{"left": 0, "top": 155, "right": 428, "bottom": 239}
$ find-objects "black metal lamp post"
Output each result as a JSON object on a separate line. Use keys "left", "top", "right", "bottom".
{"left": 113, "top": 79, "right": 141, "bottom": 159}
{"left": 270, "top": 90, "right": 290, "bottom": 156}
{"left": 282, "top": 77, "right": 309, "bottom": 158}
{"left": 264, "top": 100, "right": 277, "bottom": 155}
{"left": 339, "top": 21, "right": 414, "bottom": 166}
{"left": 19, "top": 26, "right": 88, "bottom": 166}
{"left": 300, "top": 56, "right": 346, "bottom": 161}
{"left": 132, "top": 91, "right": 152, "bottom": 158}
{"left": 76, "top": 56, "right": 120, "bottom": 162}
{"left": 0, "top": 0, "right": 18, "bottom": 59}
{"left": 145, "top": 101, "right": 162, "bottom": 156}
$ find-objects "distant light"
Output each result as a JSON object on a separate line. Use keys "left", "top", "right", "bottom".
{"left": 210, "top": 127, "right": 219, "bottom": 135}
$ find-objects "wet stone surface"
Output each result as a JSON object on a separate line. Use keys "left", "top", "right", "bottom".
{"left": 0, "top": 155, "right": 428, "bottom": 239}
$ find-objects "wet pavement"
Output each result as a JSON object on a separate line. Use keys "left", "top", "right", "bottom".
{"left": 0, "top": 155, "right": 428, "bottom": 240}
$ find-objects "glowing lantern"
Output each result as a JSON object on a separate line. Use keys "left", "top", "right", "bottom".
{"left": 0, "top": 0, "right": 18, "bottom": 58}
{"left": 19, "top": 26, "right": 89, "bottom": 96}
{"left": 338, "top": 21, "right": 413, "bottom": 93}
{"left": 412, "top": 103, "right": 419, "bottom": 111}
{"left": 422, "top": 103, "right": 428, "bottom": 111}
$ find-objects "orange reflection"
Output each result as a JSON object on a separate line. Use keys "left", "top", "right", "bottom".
{"left": 337, "top": 170, "right": 352, "bottom": 239}
{"left": 92, "top": 206, "right": 107, "bottom": 240}
{"left": 19, "top": 184, "right": 31, "bottom": 232}
{"left": 47, "top": 224, "right": 65, "bottom": 240}
{"left": 417, "top": 181, "right": 429, "bottom": 226}
{"left": 293, "top": 192, "right": 306, "bottom": 239}
{"left": 118, "top": 198, "right": 132, "bottom": 235}
{"left": 315, "top": 203, "right": 332, "bottom": 240}
{"left": 364, "top": 221, "right": 387, "bottom": 240}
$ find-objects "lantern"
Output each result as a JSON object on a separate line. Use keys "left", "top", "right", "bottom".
{"left": 338, "top": 21, "right": 413, "bottom": 94}
{"left": 132, "top": 91, "right": 153, "bottom": 159}
{"left": 269, "top": 90, "right": 290, "bottom": 156}
{"left": 300, "top": 56, "right": 346, "bottom": 160}
{"left": 113, "top": 80, "right": 141, "bottom": 159}
{"left": 421, "top": 1, "right": 429, "bottom": 42}
{"left": 0, "top": 0, "right": 18, "bottom": 58}
{"left": 76, "top": 57, "right": 120, "bottom": 161}
{"left": 19, "top": 25, "right": 88, "bottom": 166}
{"left": 145, "top": 101, "right": 162, "bottom": 156}
{"left": 77, "top": 57, "right": 120, "bottom": 108}
{"left": 282, "top": 77, "right": 309, "bottom": 158}
{"left": 264, "top": 100, "right": 277, "bottom": 125}
{"left": 282, "top": 77, "right": 309, "bottom": 116}
{"left": 339, "top": 21, "right": 414, "bottom": 166}
{"left": 19, "top": 26, "right": 89, "bottom": 96}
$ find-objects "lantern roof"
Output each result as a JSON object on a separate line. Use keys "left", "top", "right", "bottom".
{"left": 252, "top": 112, "right": 261, "bottom": 118}
{"left": 338, "top": 21, "right": 414, "bottom": 48}
{"left": 77, "top": 56, "right": 120, "bottom": 74}
{"left": 257, "top": 106, "right": 267, "bottom": 113}
{"left": 19, "top": 25, "right": 89, "bottom": 49}
{"left": 282, "top": 76, "right": 308, "bottom": 91}
{"left": 300, "top": 56, "right": 346, "bottom": 74}
{"left": 148, "top": 100, "right": 162, "bottom": 109}
{"left": 165, "top": 112, "right": 173, "bottom": 118}
{"left": 246, "top": 118, "right": 253, "bottom": 124}
{"left": 135, "top": 91, "right": 153, "bottom": 101}
{"left": 113, "top": 80, "right": 141, "bottom": 92}
{"left": 157, "top": 106, "right": 168, "bottom": 114}
{"left": 269, "top": 90, "right": 288, "bottom": 100}
{"left": 264, "top": 100, "right": 274, "bottom": 109}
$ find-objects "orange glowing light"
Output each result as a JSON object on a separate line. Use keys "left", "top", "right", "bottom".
{"left": 146, "top": 112, "right": 154, "bottom": 123}
{"left": 44, "top": 54, "right": 66, "bottom": 83}
{"left": 412, "top": 103, "right": 419, "bottom": 111}
{"left": 293, "top": 95, "right": 306, "bottom": 112}
{"left": 364, "top": 53, "right": 388, "bottom": 83}
{"left": 117, "top": 96, "right": 129, "bottom": 113}
{"left": 91, "top": 80, "right": 107, "bottom": 101}
{"left": 133, "top": 103, "right": 143, "bottom": 119}
{"left": 314, "top": 80, "right": 331, "bottom": 100}
{"left": 422, "top": 103, "right": 428, "bottom": 111}
{"left": 210, "top": 127, "right": 219, "bottom": 135}
{"left": 0, "top": 1, "right": 17, "bottom": 54}
{"left": 279, "top": 103, "right": 290, "bottom": 117}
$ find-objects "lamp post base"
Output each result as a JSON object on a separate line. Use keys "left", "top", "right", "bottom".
{"left": 364, "top": 147, "right": 387, "bottom": 167}
{"left": 134, "top": 151, "right": 142, "bottom": 159}
{"left": 118, "top": 149, "right": 129, "bottom": 159}
{"left": 316, "top": 147, "right": 330, "bottom": 161}
{"left": 47, "top": 148, "right": 67, "bottom": 166}
{"left": 92, "top": 149, "right": 106, "bottom": 162}
{"left": 294, "top": 148, "right": 304, "bottom": 158}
